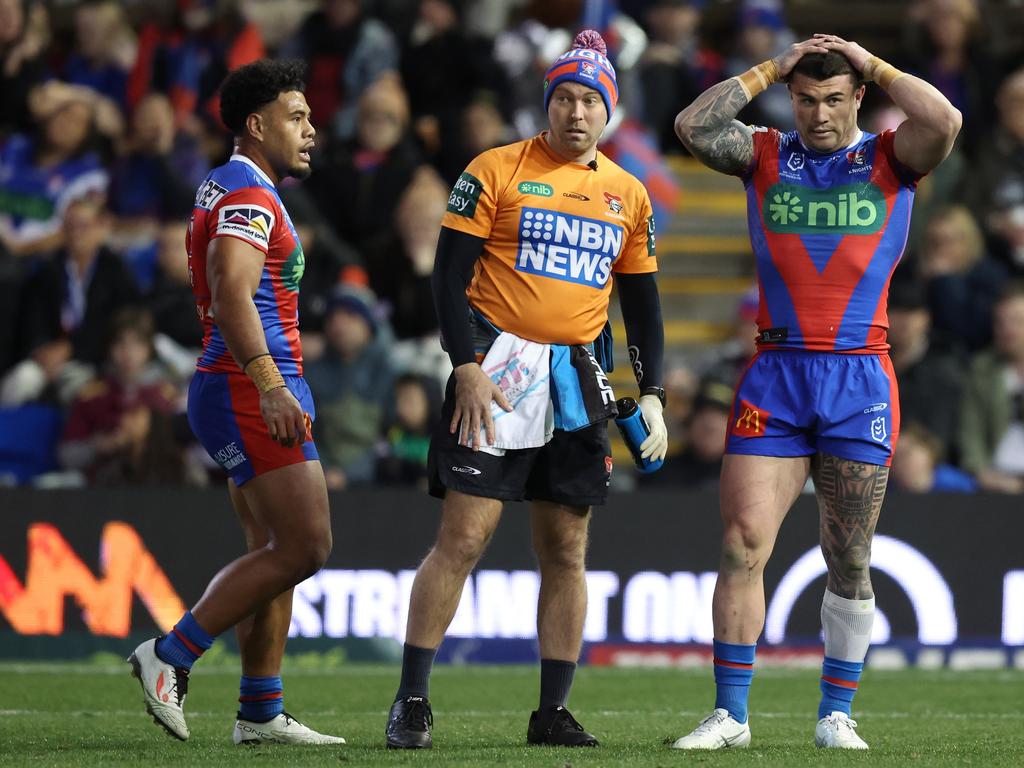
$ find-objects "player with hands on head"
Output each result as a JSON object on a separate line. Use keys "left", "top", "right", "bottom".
{"left": 127, "top": 59, "right": 344, "bottom": 747}
{"left": 670, "top": 33, "right": 960, "bottom": 750}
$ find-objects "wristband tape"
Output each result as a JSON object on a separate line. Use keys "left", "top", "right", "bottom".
{"left": 863, "top": 56, "right": 906, "bottom": 90}
{"left": 244, "top": 354, "right": 286, "bottom": 394}
{"left": 736, "top": 59, "right": 780, "bottom": 100}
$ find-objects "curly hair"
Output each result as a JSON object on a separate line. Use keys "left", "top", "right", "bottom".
{"left": 786, "top": 51, "right": 863, "bottom": 88}
{"left": 219, "top": 59, "right": 307, "bottom": 135}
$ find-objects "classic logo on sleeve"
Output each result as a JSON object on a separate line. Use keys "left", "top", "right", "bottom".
{"left": 515, "top": 207, "right": 623, "bottom": 288}
{"left": 447, "top": 171, "right": 484, "bottom": 218}
{"left": 646, "top": 214, "right": 656, "bottom": 257}
{"left": 215, "top": 204, "right": 276, "bottom": 248}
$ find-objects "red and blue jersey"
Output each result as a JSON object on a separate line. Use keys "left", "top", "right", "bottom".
{"left": 187, "top": 154, "right": 305, "bottom": 375}
{"left": 740, "top": 128, "right": 923, "bottom": 353}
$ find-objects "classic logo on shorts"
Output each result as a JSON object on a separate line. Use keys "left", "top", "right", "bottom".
{"left": 732, "top": 399, "right": 769, "bottom": 437}
{"left": 216, "top": 204, "right": 275, "bottom": 247}
{"left": 763, "top": 182, "right": 886, "bottom": 235}
{"left": 282, "top": 245, "right": 305, "bottom": 292}
{"left": 448, "top": 171, "right": 483, "bottom": 218}
{"left": 515, "top": 207, "right": 623, "bottom": 288}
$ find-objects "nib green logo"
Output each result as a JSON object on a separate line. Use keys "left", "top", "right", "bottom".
{"left": 769, "top": 190, "right": 803, "bottom": 224}
{"left": 763, "top": 182, "right": 886, "bottom": 235}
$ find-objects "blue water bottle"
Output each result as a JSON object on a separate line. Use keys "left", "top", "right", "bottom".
{"left": 615, "top": 397, "right": 664, "bottom": 474}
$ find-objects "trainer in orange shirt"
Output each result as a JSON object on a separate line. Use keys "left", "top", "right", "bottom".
{"left": 385, "top": 30, "right": 668, "bottom": 750}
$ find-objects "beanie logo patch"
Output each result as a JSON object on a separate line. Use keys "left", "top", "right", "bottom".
{"left": 578, "top": 62, "right": 598, "bottom": 81}
{"left": 447, "top": 171, "right": 484, "bottom": 218}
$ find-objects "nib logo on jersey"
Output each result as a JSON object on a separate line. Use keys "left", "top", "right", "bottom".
{"left": 763, "top": 182, "right": 886, "bottom": 235}
{"left": 515, "top": 207, "right": 623, "bottom": 288}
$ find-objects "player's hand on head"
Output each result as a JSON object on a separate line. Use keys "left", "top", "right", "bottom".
{"left": 452, "top": 362, "right": 512, "bottom": 451}
{"left": 772, "top": 37, "right": 830, "bottom": 79}
{"left": 260, "top": 386, "right": 306, "bottom": 447}
{"left": 813, "top": 34, "right": 872, "bottom": 72}
{"left": 638, "top": 393, "right": 668, "bottom": 463}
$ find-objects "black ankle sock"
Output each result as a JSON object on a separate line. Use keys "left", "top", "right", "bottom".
{"left": 539, "top": 658, "right": 576, "bottom": 709}
{"left": 396, "top": 643, "right": 437, "bottom": 700}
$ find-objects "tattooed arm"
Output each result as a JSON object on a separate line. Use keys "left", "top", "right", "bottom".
{"left": 673, "top": 79, "right": 754, "bottom": 175}
{"left": 673, "top": 38, "right": 828, "bottom": 175}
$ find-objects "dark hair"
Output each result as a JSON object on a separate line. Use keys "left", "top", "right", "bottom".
{"left": 786, "top": 51, "right": 863, "bottom": 87}
{"left": 219, "top": 59, "right": 306, "bottom": 135}
{"left": 108, "top": 306, "right": 155, "bottom": 351}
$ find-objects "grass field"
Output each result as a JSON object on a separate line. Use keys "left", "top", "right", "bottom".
{"left": 1, "top": 659, "right": 1022, "bottom": 767}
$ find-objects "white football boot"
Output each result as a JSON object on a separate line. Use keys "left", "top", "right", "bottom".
{"left": 233, "top": 712, "right": 346, "bottom": 745}
{"left": 670, "top": 708, "right": 752, "bottom": 749}
{"left": 815, "top": 711, "right": 869, "bottom": 749}
{"left": 127, "top": 637, "right": 190, "bottom": 740}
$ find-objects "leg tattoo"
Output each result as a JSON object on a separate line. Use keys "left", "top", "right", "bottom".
{"left": 812, "top": 454, "right": 888, "bottom": 600}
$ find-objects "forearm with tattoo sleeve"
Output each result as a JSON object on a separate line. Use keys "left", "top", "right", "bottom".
{"left": 673, "top": 79, "right": 755, "bottom": 175}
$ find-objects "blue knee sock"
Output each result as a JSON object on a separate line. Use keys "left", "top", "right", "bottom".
{"left": 155, "top": 611, "right": 215, "bottom": 670}
{"left": 238, "top": 675, "right": 284, "bottom": 722}
{"left": 713, "top": 640, "right": 756, "bottom": 724}
{"left": 819, "top": 657, "right": 863, "bottom": 719}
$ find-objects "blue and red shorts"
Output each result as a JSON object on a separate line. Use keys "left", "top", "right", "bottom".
{"left": 726, "top": 350, "right": 900, "bottom": 466}
{"left": 188, "top": 371, "right": 318, "bottom": 486}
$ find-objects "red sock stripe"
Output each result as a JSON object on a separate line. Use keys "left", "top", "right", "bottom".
{"left": 822, "top": 675, "right": 859, "bottom": 689}
{"left": 172, "top": 628, "right": 202, "bottom": 656}
{"left": 238, "top": 691, "right": 284, "bottom": 703}
{"left": 713, "top": 657, "right": 754, "bottom": 670}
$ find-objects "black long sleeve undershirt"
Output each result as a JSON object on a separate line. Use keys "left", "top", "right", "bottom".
{"left": 432, "top": 227, "right": 664, "bottom": 388}
{"left": 430, "top": 226, "right": 486, "bottom": 368}
{"left": 617, "top": 272, "right": 664, "bottom": 390}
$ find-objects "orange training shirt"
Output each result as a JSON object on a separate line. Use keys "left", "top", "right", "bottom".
{"left": 441, "top": 133, "right": 658, "bottom": 345}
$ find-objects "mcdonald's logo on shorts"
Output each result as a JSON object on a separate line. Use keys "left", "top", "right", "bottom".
{"left": 732, "top": 399, "right": 769, "bottom": 437}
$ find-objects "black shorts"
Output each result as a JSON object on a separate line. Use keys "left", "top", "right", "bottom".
{"left": 428, "top": 376, "right": 612, "bottom": 507}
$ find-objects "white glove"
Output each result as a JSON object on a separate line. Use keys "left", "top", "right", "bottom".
{"left": 638, "top": 393, "right": 668, "bottom": 462}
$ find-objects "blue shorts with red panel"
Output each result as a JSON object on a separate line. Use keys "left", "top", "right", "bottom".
{"left": 188, "top": 371, "right": 318, "bottom": 486}
{"left": 726, "top": 350, "right": 900, "bottom": 466}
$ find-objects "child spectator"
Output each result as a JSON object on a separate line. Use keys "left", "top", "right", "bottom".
{"left": 376, "top": 373, "right": 440, "bottom": 488}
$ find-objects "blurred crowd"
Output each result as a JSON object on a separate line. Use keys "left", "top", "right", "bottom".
{"left": 0, "top": 0, "right": 1022, "bottom": 494}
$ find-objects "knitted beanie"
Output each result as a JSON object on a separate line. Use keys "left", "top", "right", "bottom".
{"left": 543, "top": 30, "right": 618, "bottom": 119}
